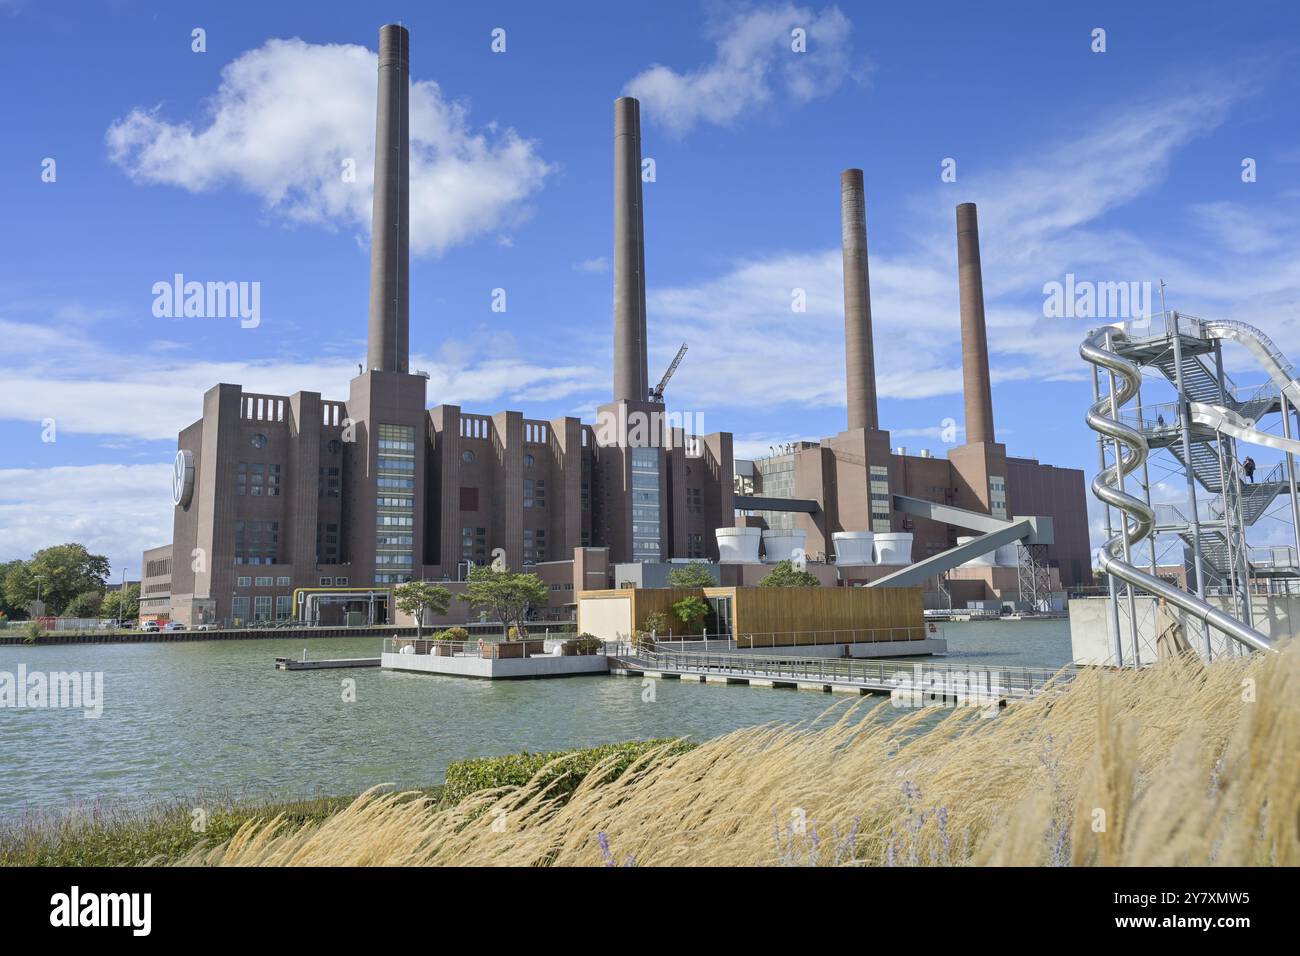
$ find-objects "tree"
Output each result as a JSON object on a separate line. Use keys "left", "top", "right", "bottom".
{"left": 458, "top": 565, "right": 549, "bottom": 639}
{"left": 642, "top": 610, "right": 670, "bottom": 636}
{"left": 666, "top": 563, "right": 715, "bottom": 588}
{"left": 672, "top": 595, "right": 709, "bottom": 633}
{"left": 0, "top": 560, "right": 27, "bottom": 620}
{"left": 102, "top": 584, "right": 140, "bottom": 623}
{"left": 65, "top": 590, "right": 105, "bottom": 619}
{"left": 758, "top": 559, "right": 821, "bottom": 588}
{"left": 393, "top": 581, "right": 452, "bottom": 638}
{"left": 2, "top": 544, "right": 110, "bottom": 615}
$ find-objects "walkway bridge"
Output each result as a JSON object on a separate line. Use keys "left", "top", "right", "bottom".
{"left": 604, "top": 643, "right": 1065, "bottom": 703}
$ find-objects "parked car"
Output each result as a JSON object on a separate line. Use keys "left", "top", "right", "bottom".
{"left": 118, "top": 620, "right": 137, "bottom": 630}
{"left": 163, "top": 621, "right": 186, "bottom": 631}
{"left": 194, "top": 623, "right": 217, "bottom": 631}
{"left": 141, "top": 620, "right": 160, "bottom": 632}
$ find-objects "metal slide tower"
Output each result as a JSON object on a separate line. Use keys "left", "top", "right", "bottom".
{"left": 1081, "top": 309, "right": 1297, "bottom": 664}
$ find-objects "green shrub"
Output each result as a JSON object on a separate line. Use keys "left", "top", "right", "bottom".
{"left": 23, "top": 620, "right": 43, "bottom": 644}
{"left": 563, "top": 634, "right": 603, "bottom": 655}
{"left": 642, "top": 610, "right": 670, "bottom": 635}
{"left": 442, "top": 738, "right": 696, "bottom": 806}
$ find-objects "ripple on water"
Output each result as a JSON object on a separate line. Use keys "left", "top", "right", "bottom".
{"left": 0, "top": 620, "right": 1070, "bottom": 817}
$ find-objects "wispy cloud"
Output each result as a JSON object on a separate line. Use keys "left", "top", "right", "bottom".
{"left": 107, "top": 37, "right": 554, "bottom": 256}
{"left": 572, "top": 257, "right": 609, "bottom": 274}
{"left": 0, "top": 315, "right": 602, "bottom": 441}
{"left": 626, "top": 2, "right": 867, "bottom": 136}
{"left": 649, "top": 75, "right": 1300, "bottom": 416}
{"left": 0, "top": 464, "right": 174, "bottom": 574}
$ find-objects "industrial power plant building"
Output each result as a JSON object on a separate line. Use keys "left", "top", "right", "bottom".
{"left": 145, "top": 24, "right": 1090, "bottom": 628}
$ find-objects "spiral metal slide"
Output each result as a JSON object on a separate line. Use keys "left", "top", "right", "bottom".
{"left": 1080, "top": 327, "right": 1275, "bottom": 654}
{"left": 1202, "top": 319, "right": 1300, "bottom": 409}
{"left": 1186, "top": 402, "right": 1300, "bottom": 456}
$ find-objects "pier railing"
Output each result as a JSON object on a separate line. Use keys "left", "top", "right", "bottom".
{"left": 636, "top": 625, "right": 939, "bottom": 650}
{"left": 605, "top": 642, "right": 1067, "bottom": 697}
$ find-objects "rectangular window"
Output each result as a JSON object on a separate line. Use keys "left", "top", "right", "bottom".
{"left": 254, "top": 575, "right": 272, "bottom": 587}
{"left": 320, "top": 577, "right": 331, "bottom": 586}
{"left": 253, "top": 596, "right": 272, "bottom": 621}
{"left": 275, "top": 595, "right": 292, "bottom": 620}
{"left": 334, "top": 576, "right": 348, "bottom": 586}
{"left": 237, "top": 576, "right": 251, "bottom": 588}
{"left": 461, "top": 526, "right": 487, "bottom": 561}
{"left": 232, "top": 596, "right": 250, "bottom": 622}
{"left": 319, "top": 466, "right": 341, "bottom": 497}
{"left": 989, "top": 475, "right": 1008, "bottom": 520}
{"left": 523, "top": 527, "right": 547, "bottom": 564}
{"left": 276, "top": 576, "right": 290, "bottom": 587}
{"left": 688, "top": 532, "right": 704, "bottom": 558}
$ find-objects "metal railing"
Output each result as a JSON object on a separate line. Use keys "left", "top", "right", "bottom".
{"left": 605, "top": 642, "right": 1065, "bottom": 697}
{"left": 639, "top": 626, "right": 936, "bottom": 650}
{"left": 384, "top": 636, "right": 601, "bottom": 658}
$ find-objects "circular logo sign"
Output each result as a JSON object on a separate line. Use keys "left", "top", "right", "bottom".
{"left": 173, "top": 449, "right": 195, "bottom": 507}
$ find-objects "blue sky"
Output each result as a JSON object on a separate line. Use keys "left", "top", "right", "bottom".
{"left": 2, "top": 0, "right": 1299, "bottom": 578}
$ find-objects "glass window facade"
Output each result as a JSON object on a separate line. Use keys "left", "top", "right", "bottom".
{"left": 631, "top": 447, "right": 661, "bottom": 561}
{"left": 375, "top": 424, "right": 415, "bottom": 584}
{"left": 870, "top": 465, "right": 892, "bottom": 533}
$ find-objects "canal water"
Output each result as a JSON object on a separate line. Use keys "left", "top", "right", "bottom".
{"left": 0, "top": 620, "right": 1070, "bottom": 819}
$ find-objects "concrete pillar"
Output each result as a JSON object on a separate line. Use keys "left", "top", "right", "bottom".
{"left": 367, "top": 24, "right": 410, "bottom": 374}
{"left": 957, "top": 202, "right": 995, "bottom": 444}
{"left": 841, "top": 169, "right": 878, "bottom": 431}
{"left": 613, "top": 97, "right": 648, "bottom": 403}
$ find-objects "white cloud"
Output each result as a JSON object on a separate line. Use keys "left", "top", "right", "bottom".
{"left": 0, "top": 464, "right": 174, "bottom": 575}
{"left": 572, "top": 257, "right": 609, "bottom": 274}
{"left": 106, "top": 38, "right": 553, "bottom": 256}
{"left": 626, "top": 2, "right": 865, "bottom": 136}
{"left": 732, "top": 432, "right": 811, "bottom": 459}
{"left": 0, "top": 316, "right": 603, "bottom": 441}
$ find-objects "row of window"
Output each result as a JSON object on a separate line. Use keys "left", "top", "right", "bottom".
{"left": 318, "top": 522, "right": 339, "bottom": 564}
{"left": 236, "top": 575, "right": 291, "bottom": 587}
{"left": 523, "top": 478, "right": 546, "bottom": 509}
{"left": 524, "top": 527, "right": 547, "bottom": 563}
{"left": 234, "top": 520, "right": 279, "bottom": 565}
{"left": 378, "top": 424, "right": 416, "bottom": 453}
{"left": 231, "top": 594, "right": 293, "bottom": 622}
{"left": 319, "top": 466, "right": 340, "bottom": 498}
{"left": 237, "top": 462, "right": 281, "bottom": 497}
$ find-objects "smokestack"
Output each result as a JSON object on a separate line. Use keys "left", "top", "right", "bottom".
{"left": 957, "top": 202, "right": 995, "bottom": 444}
{"left": 840, "top": 169, "right": 878, "bottom": 431}
{"left": 612, "top": 96, "right": 648, "bottom": 403}
{"left": 367, "top": 24, "right": 410, "bottom": 374}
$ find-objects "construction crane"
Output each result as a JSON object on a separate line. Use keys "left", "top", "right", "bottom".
{"left": 649, "top": 342, "right": 688, "bottom": 403}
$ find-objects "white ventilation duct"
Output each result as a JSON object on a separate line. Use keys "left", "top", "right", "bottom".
{"left": 716, "top": 527, "right": 761, "bottom": 563}
{"left": 957, "top": 535, "right": 995, "bottom": 566}
{"left": 761, "top": 529, "right": 806, "bottom": 564}
{"left": 832, "top": 531, "right": 875, "bottom": 566}
{"left": 994, "top": 543, "right": 1022, "bottom": 567}
{"left": 873, "top": 532, "right": 913, "bottom": 566}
